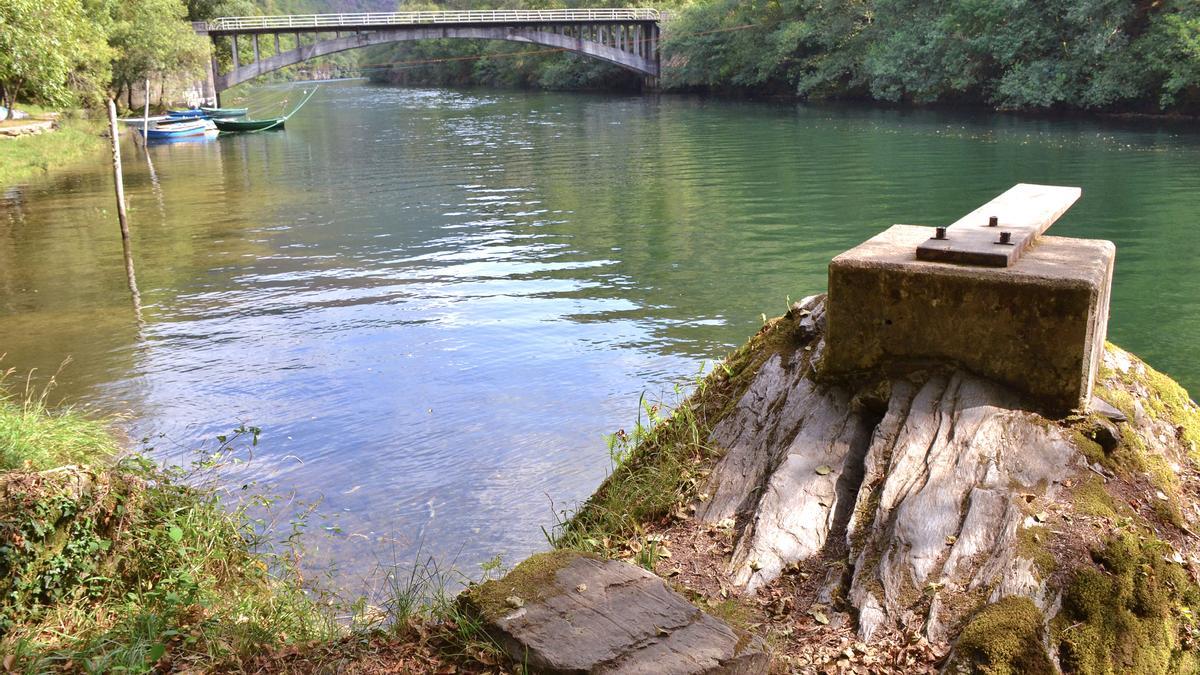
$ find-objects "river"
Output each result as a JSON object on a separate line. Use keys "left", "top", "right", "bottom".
{"left": 2, "top": 82, "right": 1198, "bottom": 587}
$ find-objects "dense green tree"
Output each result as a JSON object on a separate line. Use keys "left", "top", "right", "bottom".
{"left": 107, "top": 0, "right": 209, "bottom": 109}
{"left": 660, "top": 0, "right": 1200, "bottom": 113}
{"left": 0, "top": 0, "right": 112, "bottom": 117}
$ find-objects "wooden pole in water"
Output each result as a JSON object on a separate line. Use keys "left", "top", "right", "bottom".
{"left": 142, "top": 78, "right": 151, "bottom": 140}
{"left": 105, "top": 99, "right": 142, "bottom": 309}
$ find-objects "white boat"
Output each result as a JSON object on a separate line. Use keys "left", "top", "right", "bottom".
{"left": 118, "top": 116, "right": 170, "bottom": 126}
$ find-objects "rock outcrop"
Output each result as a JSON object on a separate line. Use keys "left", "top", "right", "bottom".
{"left": 681, "top": 294, "right": 1200, "bottom": 670}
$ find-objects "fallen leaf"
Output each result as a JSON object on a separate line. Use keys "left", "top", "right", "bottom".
{"left": 505, "top": 596, "right": 524, "bottom": 609}
{"left": 812, "top": 611, "right": 829, "bottom": 625}
{"left": 815, "top": 465, "right": 832, "bottom": 476}
{"left": 575, "top": 584, "right": 588, "bottom": 593}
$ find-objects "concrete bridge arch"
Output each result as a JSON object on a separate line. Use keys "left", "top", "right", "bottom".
{"left": 195, "top": 10, "right": 662, "bottom": 100}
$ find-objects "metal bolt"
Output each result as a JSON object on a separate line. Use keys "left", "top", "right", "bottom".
{"left": 998, "top": 231, "right": 1012, "bottom": 245}
{"left": 935, "top": 226, "right": 947, "bottom": 240}
{"left": 988, "top": 216, "right": 998, "bottom": 227}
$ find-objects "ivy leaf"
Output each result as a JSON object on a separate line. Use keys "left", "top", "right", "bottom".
{"left": 168, "top": 525, "right": 183, "bottom": 543}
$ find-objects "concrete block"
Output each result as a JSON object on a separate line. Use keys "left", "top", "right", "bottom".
{"left": 823, "top": 225, "right": 1114, "bottom": 415}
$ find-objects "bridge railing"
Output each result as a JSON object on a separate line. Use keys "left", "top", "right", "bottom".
{"left": 206, "top": 9, "right": 661, "bottom": 32}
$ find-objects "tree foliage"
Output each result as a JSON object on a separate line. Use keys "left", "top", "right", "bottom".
{"left": 0, "top": 0, "right": 112, "bottom": 117}
{"left": 110, "top": 0, "right": 209, "bottom": 100}
{"left": 362, "top": 0, "right": 1200, "bottom": 113}
{"left": 0, "top": 0, "right": 209, "bottom": 116}
{"left": 664, "top": 0, "right": 1200, "bottom": 113}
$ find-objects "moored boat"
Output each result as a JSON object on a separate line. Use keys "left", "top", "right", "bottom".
{"left": 117, "top": 115, "right": 169, "bottom": 126}
{"left": 200, "top": 106, "right": 248, "bottom": 117}
{"left": 213, "top": 117, "right": 285, "bottom": 132}
{"left": 138, "top": 119, "right": 218, "bottom": 140}
{"left": 167, "top": 108, "right": 207, "bottom": 119}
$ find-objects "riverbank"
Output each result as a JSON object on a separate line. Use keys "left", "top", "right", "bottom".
{"left": 6, "top": 299, "right": 1199, "bottom": 671}
{"left": 0, "top": 367, "right": 524, "bottom": 672}
{"left": 545, "top": 299, "right": 1200, "bottom": 672}
{"left": 0, "top": 111, "right": 105, "bottom": 189}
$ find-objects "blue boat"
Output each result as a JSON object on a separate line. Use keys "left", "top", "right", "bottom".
{"left": 167, "top": 108, "right": 208, "bottom": 119}
{"left": 138, "top": 119, "right": 218, "bottom": 140}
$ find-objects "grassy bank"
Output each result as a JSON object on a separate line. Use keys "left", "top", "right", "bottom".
{"left": 0, "top": 109, "right": 106, "bottom": 189}
{"left": 0, "top": 370, "right": 341, "bottom": 671}
{"left": 0, "top": 368, "right": 518, "bottom": 672}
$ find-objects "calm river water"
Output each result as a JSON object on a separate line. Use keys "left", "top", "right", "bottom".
{"left": 2, "top": 82, "right": 1199, "bottom": 586}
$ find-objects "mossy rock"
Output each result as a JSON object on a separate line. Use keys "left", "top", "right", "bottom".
{"left": 1056, "top": 534, "right": 1200, "bottom": 675}
{"left": 460, "top": 549, "right": 596, "bottom": 622}
{"left": 949, "top": 596, "right": 1054, "bottom": 675}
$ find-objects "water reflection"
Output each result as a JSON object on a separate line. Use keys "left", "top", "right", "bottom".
{"left": 1, "top": 83, "right": 1199, "bottom": 588}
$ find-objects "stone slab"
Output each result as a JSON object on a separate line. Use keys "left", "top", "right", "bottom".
{"left": 462, "top": 551, "right": 768, "bottom": 674}
{"left": 915, "top": 184, "right": 1081, "bottom": 267}
{"left": 823, "top": 224, "right": 1114, "bottom": 415}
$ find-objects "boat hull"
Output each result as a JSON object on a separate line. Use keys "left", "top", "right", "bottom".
{"left": 200, "top": 107, "right": 248, "bottom": 117}
{"left": 139, "top": 119, "right": 218, "bottom": 139}
{"left": 167, "top": 109, "right": 207, "bottom": 119}
{"left": 213, "top": 118, "right": 285, "bottom": 132}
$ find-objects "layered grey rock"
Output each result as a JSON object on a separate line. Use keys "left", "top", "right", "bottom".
{"left": 462, "top": 551, "right": 768, "bottom": 674}
{"left": 697, "top": 297, "right": 1083, "bottom": 642}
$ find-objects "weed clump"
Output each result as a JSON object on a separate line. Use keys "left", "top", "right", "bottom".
{"left": 0, "top": 365, "right": 121, "bottom": 471}
{"left": 0, "top": 370, "right": 339, "bottom": 672}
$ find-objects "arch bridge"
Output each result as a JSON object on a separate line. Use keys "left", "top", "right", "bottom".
{"left": 194, "top": 9, "right": 662, "bottom": 102}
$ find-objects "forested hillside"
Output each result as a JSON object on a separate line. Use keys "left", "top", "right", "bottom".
{"left": 362, "top": 0, "right": 1200, "bottom": 115}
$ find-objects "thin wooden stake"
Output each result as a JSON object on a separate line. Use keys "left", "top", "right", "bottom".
{"left": 106, "top": 99, "right": 142, "bottom": 311}
{"left": 142, "top": 78, "right": 151, "bottom": 140}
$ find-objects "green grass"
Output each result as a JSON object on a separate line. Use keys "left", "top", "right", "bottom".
{"left": 0, "top": 109, "right": 106, "bottom": 189}
{"left": 0, "top": 365, "right": 520, "bottom": 672}
{"left": 0, "top": 368, "right": 342, "bottom": 672}
{"left": 0, "top": 365, "right": 121, "bottom": 471}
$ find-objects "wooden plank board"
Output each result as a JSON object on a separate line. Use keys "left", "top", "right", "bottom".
{"left": 915, "top": 183, "right": 1082, "bottom": 267}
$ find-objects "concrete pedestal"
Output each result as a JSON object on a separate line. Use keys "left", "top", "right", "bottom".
{"left": 823, "top": 225, "right": 1114, "bottom": 415}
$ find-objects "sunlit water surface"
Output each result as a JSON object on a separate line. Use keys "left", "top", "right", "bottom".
{"left": 3, "top": 83, "right": 1199, "bottom": 587}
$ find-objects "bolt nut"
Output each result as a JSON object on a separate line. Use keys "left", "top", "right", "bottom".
{"left": 998, "top": 231, "right": 1013, "bottom": 245}
{"left": 988, "top": 216, "right": 999, "bottom": 227}
{"left": 935, "top": 227, "right": 947, "bottom": 240}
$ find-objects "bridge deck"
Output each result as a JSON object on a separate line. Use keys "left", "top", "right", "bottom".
{"left": 202, "top": 9, "right": 661, "bottom": 34}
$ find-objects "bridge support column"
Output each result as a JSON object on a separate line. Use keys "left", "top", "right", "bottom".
{"left": 253, "top": 34, "right": 260, "bottom": 63}
{"left": 275, "top": 33, "right": 281, "bottom": 54}
{"left": 204, "top": 48, "right": 218, "bottom": 106}
{"left": 231, "top": 34, "right": 240, "bottom": 69}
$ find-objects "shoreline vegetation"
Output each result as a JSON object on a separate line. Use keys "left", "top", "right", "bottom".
{"left": 365, "top": 0, "right": 1200, "bottom": 116}
{"left": 0, "top": 110, "right": 106, "bottom": 189}
{"left": 6, "top": 302, "right": 1199, "bottom": 672}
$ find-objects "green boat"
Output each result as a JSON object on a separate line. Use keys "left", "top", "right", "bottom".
{"left": 211, "top": 87, "right": 319, "bottom": 134}
{"left": 213, "top": 117, "right": 285, "bottom": 132}
{"left": 200, "top": 106, "right": 248, "bottom": 117}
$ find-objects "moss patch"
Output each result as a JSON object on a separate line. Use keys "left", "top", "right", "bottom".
{"left": 1015, "top": 526, "right": 1058, "bottom": 577}
{"left": 461, "top": 550, "right": 595, "bottom": 622}
{"left": 951, "top": 596, "right": 1053, "bottom": 675}
{"left": 1071, "top": 475, "right": 1120, "bottom": 518}
{"left": 554, "top": 304, "right": 814, "bottom": 551}
{"left": 1055, "top": 533, "right": 1200, "bottom": 675}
